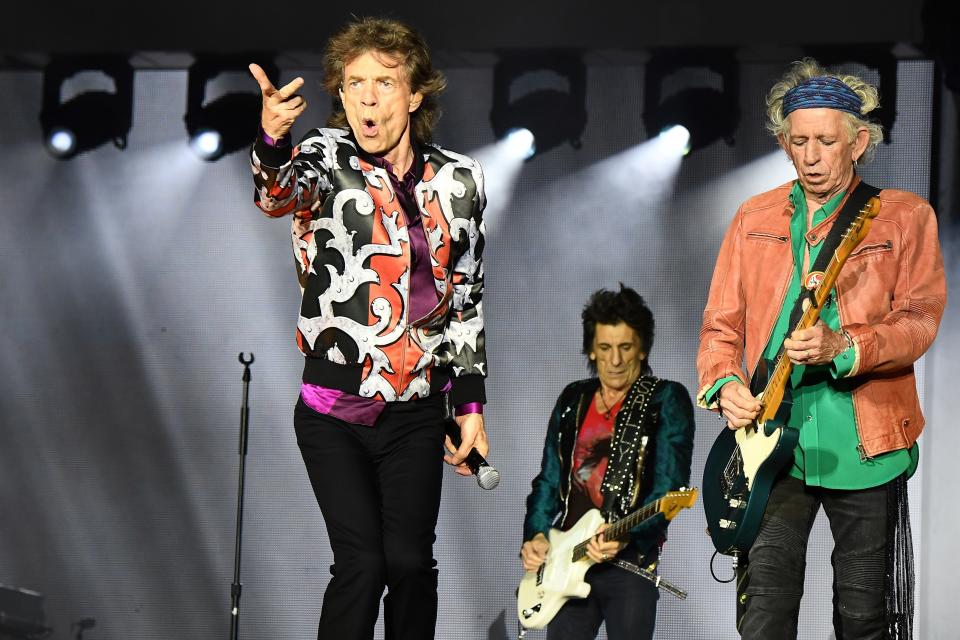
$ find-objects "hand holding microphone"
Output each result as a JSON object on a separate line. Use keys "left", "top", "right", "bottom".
{"left": 444, "top": 414, "right": 500, "bottom": 490}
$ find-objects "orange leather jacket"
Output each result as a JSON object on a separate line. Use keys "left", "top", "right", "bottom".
{"left": 697, "top": 179, "right": 946, "bottom": 457}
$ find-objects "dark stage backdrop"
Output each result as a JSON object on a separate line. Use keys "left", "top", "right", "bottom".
{"left": 0, "top": 59, "right": 942, "bottom": 639}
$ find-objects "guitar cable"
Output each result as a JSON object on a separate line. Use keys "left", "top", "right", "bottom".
{"left": 709, "top": 549, "right": 737, "bottom": 583}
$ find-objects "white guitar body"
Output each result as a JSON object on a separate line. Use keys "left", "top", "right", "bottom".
{"left": 733, "top": 420, "right": 783, "bottom": 491}
{"left": 516, "top": 508, "right": 606, "bottom": 630}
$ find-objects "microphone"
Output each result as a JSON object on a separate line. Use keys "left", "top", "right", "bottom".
{"left": 444, "top": 418, "right": 500, "bottom": 490}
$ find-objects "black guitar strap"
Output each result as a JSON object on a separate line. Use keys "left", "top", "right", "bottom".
{"left": 780, "top": 180, "right": 881, "bottom": 356}
{"left": 599, "top": 375, "right": 663, "bottom": 521}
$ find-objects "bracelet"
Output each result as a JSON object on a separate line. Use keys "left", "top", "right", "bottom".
{"left": 841, "top": 330, "right": 855, "bottom": 350}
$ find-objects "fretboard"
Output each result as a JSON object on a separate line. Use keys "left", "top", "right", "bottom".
{"left": 571, "top": 499, "right": 661, "bottom": 562}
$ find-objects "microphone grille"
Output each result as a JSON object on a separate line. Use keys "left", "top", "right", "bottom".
{"left": 477, "top": 466, "right": 500, "bottom": 490}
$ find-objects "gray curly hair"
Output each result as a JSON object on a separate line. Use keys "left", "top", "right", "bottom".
{"left": 766, "top": 57, "right": 884, "bottom": 163}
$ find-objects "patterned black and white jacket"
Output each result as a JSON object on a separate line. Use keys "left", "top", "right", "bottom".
{"left": 251, "top": 127, "right": 487, "bottom": 405}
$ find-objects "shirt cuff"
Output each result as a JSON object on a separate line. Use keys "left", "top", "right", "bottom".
{"left": 455, "top": 401, "right": 483, "bottom": 416}
{"left": 260, "top": 128, "right": 291, "bottom": 148}
{"left": 830, "top": 345, "right": 857, "bottom": 378}
{"left": 698, "top": 375, "right": 742, "bottom": 410}
{"left": 253, "top": 130, "right": 293, "bottom": 168}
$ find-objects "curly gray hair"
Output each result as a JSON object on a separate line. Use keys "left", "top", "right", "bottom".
{"left": 766, "top": 57, "right": 884, "bottom": 163}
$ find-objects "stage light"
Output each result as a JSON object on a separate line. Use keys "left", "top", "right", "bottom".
{"left": 185, "top": 56, "right": 278, "bottom": 162}
{"left": 39, "top": 56, "right": 133, "bottom": 160}
{"left": 46, "top": 128, "right": 77, "bottom": 158}
{"left": 643, "top": 49, "right": 740, "bottom": 155}
{"left": 190, "top": 129, "right": 223, "bottom": 161}
{"left": 504, "top": 127, "right": 536, "bottom": 160}
{"left": 490, "top": 52, "right": 587, "bottom": 159}
{"left": 658, "top": 124, "right": 691, "bottom": 156}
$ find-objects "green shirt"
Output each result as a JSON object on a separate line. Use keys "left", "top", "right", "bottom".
{"left": 774, "top": 183, "right": 916, "bottom": 488}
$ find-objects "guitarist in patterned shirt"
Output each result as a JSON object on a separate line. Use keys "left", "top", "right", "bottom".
{"left": 697, "top": 58, "right": 946, "bottom": 639}
{"left": 521, "top": 285, "right": 695, "bottom": 639}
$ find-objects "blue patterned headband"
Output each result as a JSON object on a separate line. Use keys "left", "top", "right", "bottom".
{"left": 782, "top": 76, "right": 863, "bottom": 117}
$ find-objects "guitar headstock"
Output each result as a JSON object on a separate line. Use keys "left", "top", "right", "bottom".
{"left": 848, "top": 196, "right": 881, "bottom": 244}
{"left": 660, "top": 487, "right": 699, "bottom": 520}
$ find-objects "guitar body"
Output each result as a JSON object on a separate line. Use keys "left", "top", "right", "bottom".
{"left": 516, "top": 509, "right": 604, "bottom": 630}
{"left": 516, "top": 488, "right": 698, "bottom": 629}
{"left": 702, "top": 417, "right": 799, "bottom": 555}
{"left": 702, "top": 360, "right": 798, "bottom": 555}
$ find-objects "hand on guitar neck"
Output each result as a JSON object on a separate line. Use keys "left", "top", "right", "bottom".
{"left": 782, "top": 317, "right": 849, "bottom": 367}
{"left": 520, "top": 524, "right": 626, "bottom": 572}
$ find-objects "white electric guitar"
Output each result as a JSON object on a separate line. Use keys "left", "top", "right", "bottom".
{"left": 516, "top": 488, "right": 698, "bottom": 629}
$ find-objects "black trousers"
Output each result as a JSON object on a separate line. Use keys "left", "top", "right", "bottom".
{"left": 294, "top": 394, "right": 446, "bottom": 640}
{"left": 740, "top": 474, "right": 890, "bottom": 640}
{"left": 547, "top": 561, "right": 659, "bottom": 640}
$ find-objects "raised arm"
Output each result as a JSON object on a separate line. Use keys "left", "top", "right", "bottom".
{"left": 248, "top": 63, "right": 326, "bottom": 219}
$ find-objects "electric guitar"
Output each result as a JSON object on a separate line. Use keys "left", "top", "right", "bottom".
{"left": 516, "top": 488, "right": 698, "bottom": 630}
{"left": 702, "top": 195, "right": 882, "bottom": 556}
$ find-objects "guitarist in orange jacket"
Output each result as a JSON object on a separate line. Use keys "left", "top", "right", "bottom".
{"left": 697, "top": 58, "right": 945, "bottom": 639}
{"left": 521, "top": 285, "right": 695, "bottom": 639}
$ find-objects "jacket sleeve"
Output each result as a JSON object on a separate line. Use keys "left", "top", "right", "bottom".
{"left": 696, "top": 205, "right": 749, "bottom": 410}
{"left": 250, "top": 128, "right": 333, "bottom": 219}
{"left": 629, "top": 381, "right": 696, "bottom": 544}
{"left": 843, "top": 199, "right": 946, "bottom": 375}
{"left": 523, "top": 388, "right": 569, "bottom": 542}
{"left": 447, "top": 158, "right": 488, "bottom": 406}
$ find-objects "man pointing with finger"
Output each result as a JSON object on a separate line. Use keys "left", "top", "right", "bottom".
{"left": 248, "top": 16, "right": 489, "bottom": 640}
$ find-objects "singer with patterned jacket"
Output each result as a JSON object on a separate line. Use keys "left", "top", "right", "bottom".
{"left": 247, "top": 16, "right": 488, "bottom": 640}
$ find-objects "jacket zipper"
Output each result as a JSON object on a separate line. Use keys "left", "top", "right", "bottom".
{"left": 746, "top": 232, "right": 789, "bottom": 243}
{"left": 849, "top": 240, "right": 893, "bottom": 259}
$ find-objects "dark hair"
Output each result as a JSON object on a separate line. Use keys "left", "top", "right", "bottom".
{"left": 581, "top": 283, "right": 655, "bottom": 376}
{"left": 322, "top": 16, "right": 447, "bottom": 143}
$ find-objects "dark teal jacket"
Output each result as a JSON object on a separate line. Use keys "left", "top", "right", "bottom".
{"left": 523, "top": 377, "right": 696, "bottom": 556}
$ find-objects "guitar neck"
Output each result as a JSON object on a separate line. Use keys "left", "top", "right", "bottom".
{"left": 571, "top": 499, "right": 660, "bottom": 561}
{"left": 761, "top": 213, "right": 873, "bottom": 413}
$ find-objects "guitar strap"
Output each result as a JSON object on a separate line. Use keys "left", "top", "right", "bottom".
{"left": 599, "top": 375, "right": 663, "bottom": 521}
{"left": 780, "top": 179, "right": 881, "bottom": 356}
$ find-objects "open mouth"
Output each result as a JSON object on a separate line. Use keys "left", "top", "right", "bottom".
{"left": 361, "top": 118, "right": 379, "bottom": 137}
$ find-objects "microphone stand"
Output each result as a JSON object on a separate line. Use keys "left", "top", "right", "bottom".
{"left": 230, "top": 352, "right": 254, "bottom": 640}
